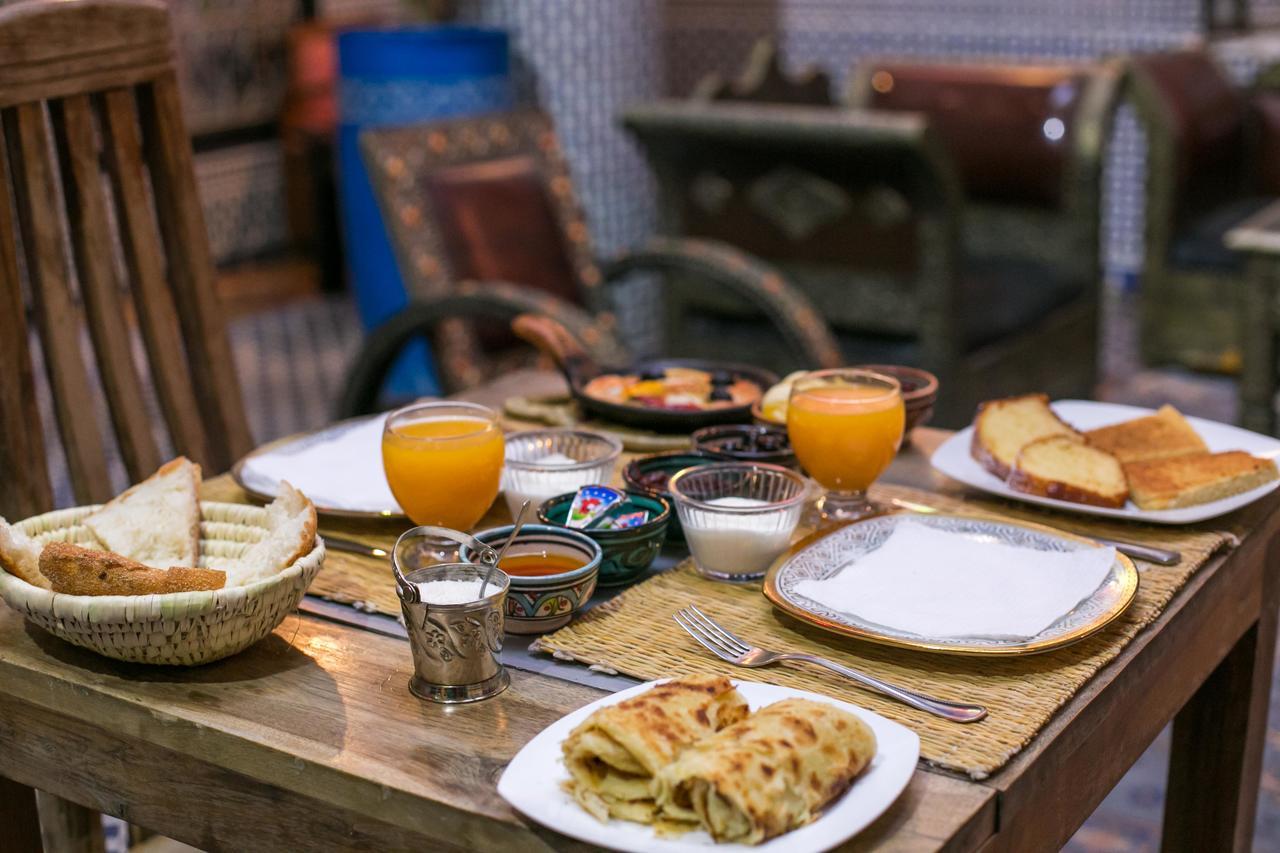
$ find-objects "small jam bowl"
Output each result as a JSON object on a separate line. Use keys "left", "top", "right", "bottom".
{"left": 669, "top": 462, "right": 808, "bottom": 583}
{"left": 502, "top": 429, "right": 623, "bottom": 519}
{"left": 622, "top": 450, "right": 719, "bottom": 541}
{"left": 692, "top": 424, "right": 796, "bottom": 469}
{"left": 538, "top": 491, "right": 671, "bottom": 587}
{"left": 463, "top": 524, "right": 602, "bottom": 634}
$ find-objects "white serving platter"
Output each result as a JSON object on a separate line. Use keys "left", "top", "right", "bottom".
{"left": 931, "top": 400, "right": 1280, "bottom": 524}
{"left": 497, "top": 679, "right": 919, "bottom": 853}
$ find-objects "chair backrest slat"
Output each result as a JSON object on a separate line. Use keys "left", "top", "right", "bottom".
{"left": 100, "top": 86, "right": 212, "bottom": 467}
{"left": 51, "top": 93, "right": 163, "bottom": 481}
{"left": 135, "top": 73, "right": 252, "bottom": 471}
{"left": 0, "top": 0, "right": 253, "bottom": 514}
{"left": 3, "top": 100, "right": 113, "bottom": 504}
{"left": 0, "top": 142, "right": 54, "bottom": 518}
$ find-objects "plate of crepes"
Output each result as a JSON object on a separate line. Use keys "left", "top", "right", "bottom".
{"left": 0, "top": 457, "right": 322, "bottom": 665}
{"left": 931, "top": 395, "right": 1280, "bottom": 524}
{"left": 498, "top": 676, "right": 918, "bottom": 852}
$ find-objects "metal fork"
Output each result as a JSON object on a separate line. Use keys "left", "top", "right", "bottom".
{"left": 673, "top": 605, "right": 988, "bottom": 723}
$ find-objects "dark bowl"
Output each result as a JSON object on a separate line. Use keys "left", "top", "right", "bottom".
{"left": 538, "top": 491, "right": 671, "bottom": 587}
{"left": 857, "top": 364, "right": 939, "bottom": 433}
{"left": 621, "top": 450, "right": 719, "bottom": 540}
{"left": 691, "top": 424, "right": 797, "bottom": 468}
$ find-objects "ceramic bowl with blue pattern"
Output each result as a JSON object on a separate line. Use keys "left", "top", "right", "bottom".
{"left": 464, "top": 524, "right": 601, "bottom": 634}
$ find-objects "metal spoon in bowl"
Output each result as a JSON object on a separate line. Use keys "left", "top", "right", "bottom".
{"left": 480, "top": 500, "right": 531, "bottom": 597}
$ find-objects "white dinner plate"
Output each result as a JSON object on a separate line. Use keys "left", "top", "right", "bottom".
{"left": 232, "top": 414, "right": 405, "bottom": 519}
{"left": 497, "top": 679, "right": 919, "bottom": 853}
{"left": 931, "top": 400, "right": 1280, "bottom": 524}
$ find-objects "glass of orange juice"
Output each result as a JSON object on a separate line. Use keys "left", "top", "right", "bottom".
{"left": 787, "top": 369, "right": 904, "bottom": 524}
{"left": 382, "top": 401, "right": 505, "bottom": 530}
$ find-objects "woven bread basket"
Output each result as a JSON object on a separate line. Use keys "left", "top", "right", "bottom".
{"left": 0, "top": 501, "right": 325, "bottom": 665}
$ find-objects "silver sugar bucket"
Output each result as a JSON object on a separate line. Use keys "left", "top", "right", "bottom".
{"left": 392, "top": 526, "right": 511, "bottom": 703}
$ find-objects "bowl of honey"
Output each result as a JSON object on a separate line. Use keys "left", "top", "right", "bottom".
{"left": 463, "top": 524, "right": 602, "bottom": 634}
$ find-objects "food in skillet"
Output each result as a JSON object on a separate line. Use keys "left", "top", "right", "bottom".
{"left": 655, "top": 698, "right": 877, "bottom": 844}
{"left": 582, "top": 367, "right": 763, "bottom": 412}
{"left": 561, "top": 675, "right": 748, "bottom": 825}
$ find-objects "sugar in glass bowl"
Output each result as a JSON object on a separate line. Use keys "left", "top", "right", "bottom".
{"left": 502, "top": 429, "right": 623, "bottom": 518}
{"left": 668, "top": 462, "right": 808, "bottom": 582}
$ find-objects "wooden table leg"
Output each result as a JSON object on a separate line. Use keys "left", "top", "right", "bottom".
{"left": 36, "top": 792, "right": 104, "bottom": 853}
{"left": 1161, "top": 537, "right": 1280, "bottom": 852}
{"left": 1239, "top": 256, "right": 1278, "bottom": 436}
{"left": 0, "top": 774, "right": 44, "bottom": 852}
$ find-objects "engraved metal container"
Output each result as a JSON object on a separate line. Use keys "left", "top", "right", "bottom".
{"left": 392, "top": 526, "right": 510, "bottom": 703}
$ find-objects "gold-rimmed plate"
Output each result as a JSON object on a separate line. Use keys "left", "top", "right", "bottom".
{"left": 231, "top": 415, "right": 406, "bottom": 520}
{"left": 763, "top": 512, "right": 1138, "bottom": 656}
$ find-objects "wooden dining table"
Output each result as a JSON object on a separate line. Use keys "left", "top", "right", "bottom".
{"left": 1, "top": 369, "right": 1277, "bottom": 852}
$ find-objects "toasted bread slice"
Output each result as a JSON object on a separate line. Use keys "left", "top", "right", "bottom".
{"left": 0, "top": 518, "right": 50, "bottom": 589}
{"left": 1008, "top": 436, "right": 1129, "bottom": 508}
{"left": 39, "top": 542, "right": 224, "bottom": 596}
{"left": 227, "top": 482, "right": 317, "bottom": 587}
{"left": 1085, "top": 405, "right": 1208, "bottom": 464}
{"left": 84, "top": 457, "right": 201, "bottom": 568}
{"left": 971, "top": 394, "right": 1083, "bottom": 479}
{"left": 1125, "top": 451, "right": 1278, "bottom": 510}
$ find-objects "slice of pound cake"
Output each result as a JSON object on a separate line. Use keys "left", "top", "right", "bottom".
{"left": 1126, "top": 451, "right": 1278, "bottom": 510}
{"left": 1008, "top": 436, "right": 1129, "bottom": 508}
{"left": 1084, "top": 405, "right": 1207, "bottom": 464}
{"left": 971, "top": 394, "right": 1083, "bottom": 479}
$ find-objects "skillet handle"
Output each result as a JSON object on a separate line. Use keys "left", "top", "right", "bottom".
{"left": 511, "top": 314, "right": 602, "bottom": 384}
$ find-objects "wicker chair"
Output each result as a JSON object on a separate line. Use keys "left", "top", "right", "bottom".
{"left": 336, "top": 109, "right": 841, "bottom": 415}
{"left": 623, "top": 46, "right": 1122, "bottom": 425}
{"left": 1126, "top": 49, "right": 1280, "bottom": 373}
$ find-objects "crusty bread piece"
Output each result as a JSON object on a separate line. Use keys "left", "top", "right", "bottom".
{"left": 971, "top": 394, "right": 1083, "bottom": 479}
{"left": 1084, "top": 405, "right": 1208, "bottom": 464}
{"left": 1125, "top": 451, "right": 1278, "bottom": 510}
{"left": 84, "top": 457, "right": 201, "bottom": 568}
{"left": 226, "top": 482, "right": 317, "bottom": 587}
{"left": 39, "top": 542, "right": 224, "bottom": 596}
{"left": 1008, "top": 436, "right": 1129, "bottom": 508}
{"left": 0, "top": 518, "right": 50, "bottom": 589}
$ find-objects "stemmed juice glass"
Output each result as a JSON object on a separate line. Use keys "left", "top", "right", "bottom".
{"left": 787, "top": 369, "right": 905, "bottom": 524}
{"left": 382, "top": 401, "right": 505, "bottom": 530}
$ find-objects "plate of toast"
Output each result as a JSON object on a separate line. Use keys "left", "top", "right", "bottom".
{"left": 931, "top": 396, "right": 1280, "bottom": 524}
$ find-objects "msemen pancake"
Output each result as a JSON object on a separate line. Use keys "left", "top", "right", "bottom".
{"left": 655, "top": 698, "right": 876, "bottom": 845}
{"left": 562, "top": 676, "right": 748, "bottom": 824}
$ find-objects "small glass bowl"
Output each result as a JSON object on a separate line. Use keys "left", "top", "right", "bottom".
{"left": 501, "top": 429, "right": 623, "bottom": 518}
{"left": 668, "top": 462, "right": 808, "bottom": 582}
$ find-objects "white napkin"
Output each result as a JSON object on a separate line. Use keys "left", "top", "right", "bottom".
{"left": 793, "top": 521, "right": 1115, "bottom": 640}
{"left": 239, "top": 415, "right": 401, "bottom": 513}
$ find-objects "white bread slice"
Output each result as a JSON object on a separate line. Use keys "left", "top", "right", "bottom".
{"left": 84, "top": 457, "right": 201, "bottom": 568}
{"left": 227, "top": 482, "right": 317, "bottom": 587}
{"left": 0, "top": 518, "right": 50, "bottom": 589}
{"left": 971, "top": 394, "right": 1083, "bottom": 479}
{"left": 1008, "top": 436, "right": 1129, "bottom": 508}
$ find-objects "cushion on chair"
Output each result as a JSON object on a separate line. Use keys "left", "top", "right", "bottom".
{"left": 863, "top": 63, "right": 1088, "bottom": 208}
{"left": 957, "top": 258, "right": 1086, "bottom": 351}
{"left": 1169, "top": 196, "right": 1274, "bottom": 271}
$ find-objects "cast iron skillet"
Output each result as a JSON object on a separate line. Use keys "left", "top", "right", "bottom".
{"left": 511, "top": 315, "right": 778, "bottom": 433}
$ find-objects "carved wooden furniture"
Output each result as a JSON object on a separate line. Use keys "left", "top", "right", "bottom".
{"left": 344, "top": 109, "right": 841, "bottom": 404}
{"left": 0, "top": 0, "right": 253, "bottom": 521}
{"left": 624, "top": 49, "right": 1121, "bottom": 425}
{"left": 1127, "top": 49, "right": 1280, "bottom": 373}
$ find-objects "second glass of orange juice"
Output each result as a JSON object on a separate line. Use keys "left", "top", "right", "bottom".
{"left": 787, "top": 369, "right": 904, "bottom": 523}
{"left": 382, "top": 401, "right": 504, "bottom": 530}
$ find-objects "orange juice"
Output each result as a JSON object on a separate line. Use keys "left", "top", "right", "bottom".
{"left": 382, "top": 416, "right": 504, "bottom": 529}
{"left": 788, "top": 386, "right": 905, "bottom": 492}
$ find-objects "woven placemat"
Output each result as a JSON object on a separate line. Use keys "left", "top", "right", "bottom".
{"left": 531, "top": 482, "right": 1235, "bottom": 779}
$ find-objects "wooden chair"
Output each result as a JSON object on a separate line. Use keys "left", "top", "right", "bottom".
{"left": 0, "top": 0, "right": 253, "bottom": 522}
{"left": 339, "top": 109, "right": 842, "bottom": 411}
